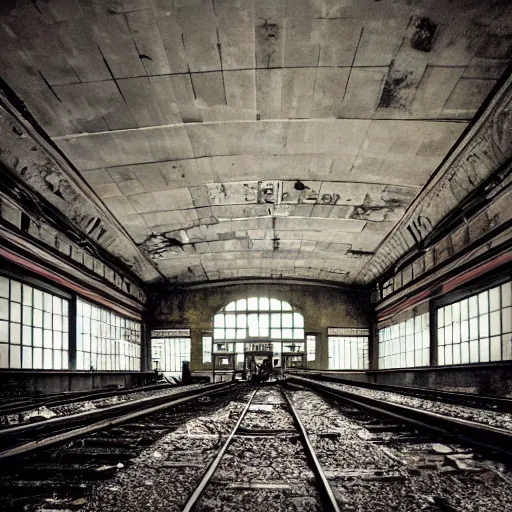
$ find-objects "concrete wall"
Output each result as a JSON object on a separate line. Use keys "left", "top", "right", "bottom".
{"left": 149, "top": 282, "right": 370, "bottom": 373}
{"left": 0, "top": 371, "right": 156, "bottom": 395}
{"left": 368, "top": 363, "right": 512, "bottom": 396}
{"left": 295, "top": 363, "right": 512, "bottom": 396}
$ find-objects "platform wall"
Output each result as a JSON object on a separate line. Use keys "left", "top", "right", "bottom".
{"left": 150, "top": 282, "right": 371, "bottom": 373}
{"left": 0, "top": 371, "right": 156, "bottom": 396}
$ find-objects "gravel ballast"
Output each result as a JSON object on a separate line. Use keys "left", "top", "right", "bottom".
{"left": 309, "top": 380, "right": 512, "bottom": 431}
{"left": 1, "top": 384, "right": 204, "bottom": 426}
{"left": 288, "top": 387, "right": 512, "bottom": 511}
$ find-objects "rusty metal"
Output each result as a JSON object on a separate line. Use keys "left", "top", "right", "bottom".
{"left": 280, "top": 387, "right": 342, "bottom": 512}
{"left": 181, "top": 388, "right": 258, "bottom": 512}
{"left": 288, "top": 370, "right": 512, "bottom": 413}
{"left": 288, "top": 375, "right": 512, "bottom": 457}
{"left": 0, "top": 382, "right": 234, "bottom": 460}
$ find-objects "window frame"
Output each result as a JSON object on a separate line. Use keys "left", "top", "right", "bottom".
{"left": 0, "top": 271, "right": 71, "bottom": 370}
{"left": 76, "top": 297, "right": 142, "bottom": 372}
{"left": 328, "top": 335, "right": 369, "bottom": 370}
{"left": 212, "top": 297, "right": 305, "bottom": 342}
{"left": 306, "top": 333, "right": 317, "bottom": 362}
{"left": 151, "top": 336, "right": 191, "bottom": 375}
{"left": 377, "top": 312, "right": 430, "bottom": 370}
{"left": 202, "top": 333, "right": 212, "bottom": 364}
{"left": 434, "top": 275, "right": 512, "bottom": 367}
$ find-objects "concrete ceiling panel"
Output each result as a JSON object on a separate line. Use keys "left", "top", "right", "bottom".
{"left": 1, "top": 0, "right": 508, "bottom": 284}
{"left": 339, "top": 68, "right": 388, "bottom": 118}
{"left": 256, "top": 69, "right": 283, "bottom": 120}
{"left": 443, "top": 78, "right": 498, "bottom": 113}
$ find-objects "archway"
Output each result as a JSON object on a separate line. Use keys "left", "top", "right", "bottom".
{"left": 211, "top": 297, "right": 306, "bottom": 381}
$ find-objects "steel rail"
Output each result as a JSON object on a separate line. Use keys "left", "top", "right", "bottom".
{"left": 181, "top": 388, "right": 259, "bottom": 512}
{"left": 279, "top": 386, "right": 342, "bottom": 512}
{"left": 287, "top": 370, "right": 512, "bottom": 412}
{"left": 0, "top": 382, "right": 235, "bottom": 460}
{"left": 288, "top": 375, "right": 512, "bottom": 457}
{"left": 0, "top": 383, "right": 232, "bottom": 440}
{"left": 0, "top": 383, "right": 175, "bottom": 416}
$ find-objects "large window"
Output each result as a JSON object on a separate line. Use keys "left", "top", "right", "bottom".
{"left": 306, "top": 334, "right": 316, "bottom": 362}
{"left": 202, "top": 335, "right": 212, "bottom": 363}
{"left": 0, "top": 275, "right": 69, "bottom": 369}
{"left": 378, "top": 313, "right": 430, "bottom": 369}
{"left": 151, "top": 337, "right": 191, "bottom": 376}
{"left": 328, "top": 336, "right": 369, "bottom": 370}
{"left": 76, "top": 299, "right": 141, "bottom": 371}
{"left": 213, "top": 298, "right": 304, "bottom": 340}
{"left": 437, "top": 280, "right": 512, "bottom": 365}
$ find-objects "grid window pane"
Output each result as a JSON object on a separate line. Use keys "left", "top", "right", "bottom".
{"left": 10, "top": 345, "right": 21, "bottom": 368}
{"left": 10, "top": 324, "right": 21, "bottom": 344}
{"left": 437, "top": 279, "right": 512, "bottom": 366}
{"left": 270, "top": 298, "right": 281, "bottom": 311}
{"left": 0, "top": 277, "right": 9, "bottom": 298}
{"left": 307, "top": 335, "right": 316, "bottom": 361}
{"left": 76, "top": 298, "right": 141, "bottom": 371}
{"left": 225, "top": 314, "right": 236, "bottom": 328}
{"left": 202, "top": 336, "right": 212, "bottom": 363}
{"left": 22, "top": 346, "right": 32, "bottom": 368}
{"left": 248, "top": 297, "right": 258, "bottom": 310}
{"left": 0, "top": 299, "right": 8, "bottom": 320}
{"left": 0, "top": 277, "right": 69, "bottom": 369}
{"left": 329, "top": 336, "right": 368, "bottom": 370}
{"left": 469, "top": 296, "right": 478, "bottom": 318}
{"left": 282, "top": 313, "right": 293, "bottom": 328}
{"left": 10, "top": 302, "right": 21, "bottom": 323}
{"left": 489, "top": 287, "right": 501, "bottom": 312}
{"left": 282, "top": 328, "right": 293, "bottom": 339}
{"left": 11, "top": 281, "right": 21, "bottom": 302}
{"left": 379, "top": 312, "right": 429, "bottom": 369}
{"left": 490, "top": 336, "right": 501, "bottom": 361}
{"left": 460, "top": 299, "right": 468, "bottom": 320}
{"left": 461, "top": 342, "right": 470, "bottom": 363}
{"left": 259, "top": 298, "right": 269, "bottom": 310}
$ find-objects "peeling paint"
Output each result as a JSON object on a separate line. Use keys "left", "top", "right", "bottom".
{"left": 410, "top": 16, "right": 437, "bottom": 52}
{"left": 139, "top": 233, "right": 186, "bottom": 259}
{"left": 378, "top": 65, "right": 413, "bottom": 109}
{"left": 260, "top": 20, "right": 279, "bottom": 41}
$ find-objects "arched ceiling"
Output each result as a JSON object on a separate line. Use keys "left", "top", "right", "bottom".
{"left": 0, "top": 0, "right": 511, "bottom": 285}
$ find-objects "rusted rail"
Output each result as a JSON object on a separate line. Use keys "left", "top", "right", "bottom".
{"left": 0, "top": 381, "right": 235, "bottom": 461}
{"left": 286, "top": 370, "right": 512, "bottom": 412}
{"left": 287, "top": 375, "right": 512, "bottom": 457}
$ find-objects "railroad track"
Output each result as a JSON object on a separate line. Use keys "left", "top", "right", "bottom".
{"left": 0, "top": 382, "right": 175, "bottom": 418}
{"left": 284, "top": 383, "right": 512, "bottom": 511}
{"left": 3, "top": 380, "right": 512, "bottom": 511}
{"left": 0, "top": 382, "right": 233, "bottom": 458}
{"left": 288, "top": 370, "right": 512, "bottom": 412}
{"left": 287, "top": 375, "right": 512, "bottom": 457}
{"left": 0, "top": 381, "right": 240, "bottom": 511}
{"left": 181, "top": 385, "right": 340, "bottom": 512}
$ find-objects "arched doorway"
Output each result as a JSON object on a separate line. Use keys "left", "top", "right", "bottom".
{"left": 211, "top": 297, "right": 305, "bottom": 381}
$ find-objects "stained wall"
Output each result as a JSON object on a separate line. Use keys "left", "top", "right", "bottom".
{"left": 149, "top": 282, "right": 371, "bottom": 372}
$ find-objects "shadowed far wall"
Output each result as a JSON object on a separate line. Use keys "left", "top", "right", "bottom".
{"left": 148, "top": 283, "right": 371, "bottom": 372}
